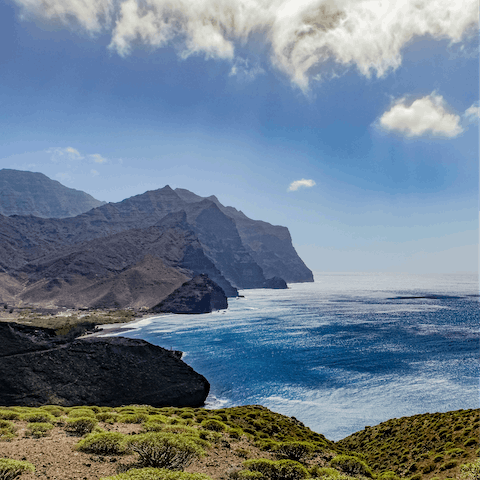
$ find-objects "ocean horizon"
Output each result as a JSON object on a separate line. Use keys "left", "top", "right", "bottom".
{"left": 102, "top": 271, "right": 479, "bottom": 441}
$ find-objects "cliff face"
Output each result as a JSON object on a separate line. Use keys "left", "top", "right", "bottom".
{"left": 0, "top": 322, "right": 210, "bottom": 407}
{"left": 0, "top": 169, "right": 105, "bottom": 218}
{"left": 150, "top": 274, "right": 228, "bottom": 314}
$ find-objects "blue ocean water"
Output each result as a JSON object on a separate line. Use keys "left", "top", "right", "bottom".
{"left": 103, "top": 272, "right": 479, "bottom": 441}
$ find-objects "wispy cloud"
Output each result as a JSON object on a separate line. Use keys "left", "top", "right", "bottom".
{"left": 12, "top": 0, "right": 478, "bottom": 90}
{"left": 464, "top": 102, "right": 480, "bottom": 123}
{"left": 378, "top": 94, "right": 463, "bottom": 138}
{"left": 90, "top": 169, "right": 100, "bottom": 176}
{"left": 48, "top": 146, "right": 84, "bottom": 162}
{"left": 288, "top": 179, "right": 316, "bottom": 192}
{"left": 90, "top": 153, "right": 108, "bottom": 163}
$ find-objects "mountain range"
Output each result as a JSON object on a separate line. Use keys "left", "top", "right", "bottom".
{"left": 0, "top": 169, "right": 313, "bottom": 310}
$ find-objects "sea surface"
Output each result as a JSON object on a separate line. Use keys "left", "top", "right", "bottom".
{"left": 103, "top": 272, "right": 479, "bottom": 441}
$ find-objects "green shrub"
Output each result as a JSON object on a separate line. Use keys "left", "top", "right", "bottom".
{"left": 464, "top": 438, "right": 478, "bottom": 448}
{"left": 21, "top": 411, "right": 56, "bottom": 424}
{"left": 243, "top": 458, "right": 309, "bottom": 480}
{"left": 228, "top": 428, "right": 244, "bottom": 439}
{"left": 433, "top": 454, "right": 443, "bottom": 463}
{"left": 460, "top": 459, "right": 480, "bottom": 480}
{"left": 26, "top": 423, "right": 54, "bottom": 438}
{"left": 446, "top": 447, "right": 465, "bottom": 457}
{"left": 41, "top": 406, "right": 66, "bottom": 417}
{"left": 119, "top": 414, "right": 149, "bottom": 424}
{"left": 422, "top": 463, "right": 436, "bottom": 474}
{"left": 377, "top": 471, "right": 400, "bottom": 479}
{"left": 309, "top": 466, "right": 343, "bottom": 478}
{"left": 96, "top": 412, "right": 119, "bottom": 423}
{"left": 100, "top": 467, "right": 213, "bottom": 480}
{"left": 409, "top": 474, "right": 422, "bottom": 480}
{"left": 68, "top": 409, "right": 96, "bottom": 419}
{"left": 76, "top": 432, "right": 126, "bottom": 455}
{"left": 0, "top": 421, "right": 16, "bottom": 441}
{"left": 65, "top": 416, "right": 98, "bottom": 435}
{"left": 273, "top": 441, "right": 317, "bottom": 462}
{"left": 330, "top": 455, "right": 373, "bottom": 478}
{"left": 124, "top": 432, "right": 205, "bottom": 469}
{"left": 201, "top": 420, "right": 226, "bottom": 432}
{"left": 0, "top": 411, "right": 20, "bottom": 421}
{"left": 0, "top": 458, "right": 35, "bottom": 479}
{"left": 440, "top": 460, "right": 458, "bottom": 470}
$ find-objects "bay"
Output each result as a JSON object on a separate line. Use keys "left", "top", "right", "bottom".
{"left": 102, "top": 272, "right": 479, "bottom": 441}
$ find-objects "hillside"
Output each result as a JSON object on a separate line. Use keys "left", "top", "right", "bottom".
{"left": 0, "top": 405, "right": 477, "bottom": 480}
{"left": 0, "top": 169, "right": 105, "bottom": 218}
{"left": 0, "top": 174, "right": 313, "bottom": 311}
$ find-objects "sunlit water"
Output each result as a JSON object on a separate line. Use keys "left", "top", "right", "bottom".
{"left": 102, "top": 272, "right": 479, "bottom": 440}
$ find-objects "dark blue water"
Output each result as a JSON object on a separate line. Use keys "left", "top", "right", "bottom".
{"left": 102, "top": 272, "right": 479, "bottom": 440}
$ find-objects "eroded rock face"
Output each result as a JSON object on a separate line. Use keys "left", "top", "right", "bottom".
{"left": 150, "top": 274, "right": 228, "bottom": 314}
{"left": 262, "top": 277, "right": 288, "bottom": 289}
{"left": 0, "top": 322, "right": 210, "bottom": 407}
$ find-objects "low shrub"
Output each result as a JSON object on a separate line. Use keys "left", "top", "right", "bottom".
{"left": 68, "top": 409, "right": 96, "bottom": 419}
{"left": 464, "top": 438, "right": 478, "bottom": 448}
{"left": 0, "top": 458, "right": 35, "bottom": 479}
{"left": 433, "top": 454, "right": 444, "bottom": 463}
{"left": 21, "top": 411, "right": 56, "bottom": 424}
{"left": 0, "top": 411, "right": 20, "bottom": 421}
{"left": 124, "top": 432, "right": 205, "bottom": 469}
{"left": 377, "top": 471, "right": 400, "bottom": 479}
{"left": 76, "top": 432, "right": 126, "bottom": 455}
{"left": 228, "top": 428, "right": 244, "bottom": 439}
{"left": 330, "top": 455, "right": 373, "bottom": 478}
{"left": 460, "top": 459, "right": 480, "bottom": 480}
{"left": 201, "top": 420, "right": 226, "bottom": 432}
{"left": 422, "top": 463, "right": 436, "bottom": 474}
{"left": 100, "top": 467, "right": 213, "bottom": 480}
{"left": 243, "top": 458, "right": 309, "bottom": 480}
{"left": 96, "top": 412, "right": 119, "bottom": 423}
{"left": 409, "top": 474, "right": 422, "bottom": 480}
{"left": 0, "top": 421, "right": 16, "bottom": 441}
{"left": 273, "top": 441, "right": 317, "bottom": 462}
{"left": 41, "top": 406, "right": 66, "bottom": 417}
{"left": 65, "top": 417, "right": 98, "bottom": 435}
{"left": 26, "top": 422, "right": 54, "bottom": 438}
{"left": 440, "top": 460, "right": 458, "bottom": 471}
{"left": 119, "top": 414, "right": 149, "bottom": 424}
{"left": 229, "top": 470, "right": 264, "bottom": 479}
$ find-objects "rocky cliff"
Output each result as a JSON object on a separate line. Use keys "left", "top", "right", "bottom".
{"left": 150, "top": 274, "right": 228, "bottom": 314}
{"left": 0, "top": 322, "right": 210, "bottom": 407}
{"left": 0, "top": 169, "right": 105, "bottom": 218}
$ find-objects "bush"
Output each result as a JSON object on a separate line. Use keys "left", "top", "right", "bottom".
{"left": 26, "top": 423, "right": 54, "bottom": 438}
{"left": 0, "top": 421, "right": 16, "bottom": 441}
{"left": 377, "top": 472, "right": 400, "bottom": 480}
{"left": 464, "top": 438, "right": 478, "bottom": 448}
{"left": 461, "top": 459, "right": 480, "bottom": 480}
{"left": 201, "top": 420, "right": 226, "bottom": 432}
{"left": 440, "top": 460, "right": 458, "bottom": 471}
{"left": 65, "top": 417, "right": 98, "bottom": 435}
{"left": 243, "top": 459, "right": 309, "bottom": 480}
{"left": 100, "top": 467, "right": 213, "bottom": 480}
{"left": 229, "top": 470, "right": 264, "bottom": 480}
{"left": 0, "top": 411, "right": 19, "bottom": 421}
{"left": 228, "top": 428, "right": 244, "bottom": 439}
{"left": 119, "top": 414, "right": 149, "bottom": 424}
{"left": 124, "top": 432, "right": 205, "bottom": 469}
{"left": 0, "top": 458, "right": 35, "bottom": 479}
{"left": 68, "top": 409, "right": 96, "bottom": 419}
{"left": 273, "top": 441, "right": 317, "bottom": 462}
{"left": 330, "top": 455, "right": 373, "bottom": 478}
{"left": 21, "top": 411, "right": 56, "bottom": 424}
{"left": 76, "top": 432, "right": 126, "bottom": 455}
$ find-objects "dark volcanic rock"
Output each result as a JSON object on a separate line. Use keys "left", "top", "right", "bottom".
{"left": 0, "top": 169, "right": 105, "bottom": 218}
{"left": 262, "top": 276, "right": 288, "bottom": 289}
{"left": 0, "top": 322, "right": 209, "bottom": 407}
{"left": 150, "top": 274, "right": 228, "bottom": 314}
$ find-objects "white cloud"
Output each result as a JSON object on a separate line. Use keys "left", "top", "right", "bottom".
{"left": 229, "top": 58, "right": 265, "bottom": 82}
{"left": 464, "top": 103, "right": 480, "bottom": 123}
{"left": 12, "top": 0, "right": 478, "bottom": 89}
{"left": 378, "top": 94, "right": 463, "bottom": 138}
{"left": 48, "top": 146, "right": 84, "bottom": 162}
{"left": 288, "top": 179, "right": 316, "bottom": 192}
{"left": 90, "top": 153, "right": 108, "bottom": 163}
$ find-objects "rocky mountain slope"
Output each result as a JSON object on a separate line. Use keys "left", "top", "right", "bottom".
{"left": 0, "top": 173, "right": 313, "bottom": 310}
{"left": 0, "top": 169, "right": 105, "bottom": 218}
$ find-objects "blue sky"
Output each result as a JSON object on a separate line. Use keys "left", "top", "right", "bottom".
{"left": 1, "top": 0, "right": 478, "bottom": 274}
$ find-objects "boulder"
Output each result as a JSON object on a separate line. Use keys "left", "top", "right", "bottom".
{"left": 0, "top": 322, "right": 209, "bottom": 407}
{"left": 150, "top": 274, "right": 228, "bottom": 314}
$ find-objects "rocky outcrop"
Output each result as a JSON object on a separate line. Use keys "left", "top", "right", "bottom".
{"left": 150, "top": 274, "right": 228, "bottom": 314}
{"left": 0, "top": 322, "right": 210, "bottom": 407}
{"left": 262, "top": 277, "right": 288, "bottom": 289}
{"left": 0, "top": 169, "right": 105, "bottom": 218}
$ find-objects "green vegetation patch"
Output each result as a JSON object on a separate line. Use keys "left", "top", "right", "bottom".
{"left": 76, "top": 432, "right": 126, "bottom": 455}
{"left": 65, "top": 416, "right": 98, "bottom": 435}
{"left": 0, "top": 458, "right": 35, "bottom": 480}
{"left": 26, "top": 422, "right": 54, "bottom": 438}
{"left": 100, "top": 468, "right": 212, "bottom": 480}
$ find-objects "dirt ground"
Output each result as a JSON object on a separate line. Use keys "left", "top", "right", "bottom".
{"left": 0, "top": 421, "right": 272, "bottom": 480}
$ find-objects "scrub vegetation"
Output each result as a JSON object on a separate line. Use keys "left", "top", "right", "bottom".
{"left": 0, "top": 405, "right": 477, "bottom": 480}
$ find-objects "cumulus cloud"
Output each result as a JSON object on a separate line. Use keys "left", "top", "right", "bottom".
{"left": 378, "top": 94, "right": 463, "bottom": 138}
{"left": 464, "top": 103, "right": 480, "bottom": 123}
{"left": 288, "top": 179, "right": 316, "bottom": 192}
{"left": 12, "top": 0, "right": 478, "bottom": 89}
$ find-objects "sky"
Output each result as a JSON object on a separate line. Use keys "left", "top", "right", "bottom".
{"left": 0, "top": 0, "right": 478, "bottom": 274}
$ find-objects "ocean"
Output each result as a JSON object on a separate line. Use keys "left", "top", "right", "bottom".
{"left": 102, "top": 272, "right": 479, "bottom": 441}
